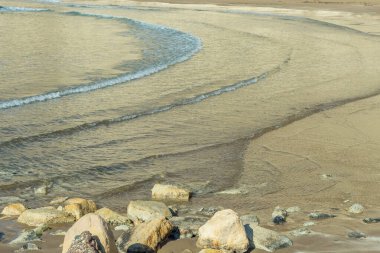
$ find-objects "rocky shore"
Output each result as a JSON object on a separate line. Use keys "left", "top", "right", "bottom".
{"left": 1, "top": 184, "right": 379, "bottom": 253}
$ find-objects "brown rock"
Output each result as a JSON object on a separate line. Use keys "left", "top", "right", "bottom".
{"left": 152, "top": 184, "right": 190, "bottom": 202}
{"left": 18, "top": 208, "right": 75, "bottom": 226}
{"left": 95, "top": 207, "right": 132, "bottom": 226}
{"left": 64, "top": 198, "right": 96, "bottom": 214}
{"left": 1, "top": 203, "right": 27, "bottom": 216}
{"left": 62, "top": 213, "right": 117, "bottom": 253}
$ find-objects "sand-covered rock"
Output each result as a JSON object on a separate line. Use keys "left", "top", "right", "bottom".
{"left": 95, "top": 207, "right": 132, "bottom": 226}
{"left": 127, "top": 200, "right": 172, "bottom": 222}
{"left": 62, "top": 213, "right": 117, "bottom": 253}
{"left": 1, "top": 203, "right": 27, "bottom": 216}
{"left": 348, "top": 204, "right": 364, "bottom": 214}
{"left": 120, "top": 217, "right": 173, "bottom": 253}
{"left": 197, "top": 209, "right": 249, "bottom": 253}
{"left": 152, "top": 184, "right": 190, "bottom": 202}
{"left": 18, "top": 208, "right": 75, "bottom": 226}
{"left": 247, "top": 225, "right": 292, "bottom": 252}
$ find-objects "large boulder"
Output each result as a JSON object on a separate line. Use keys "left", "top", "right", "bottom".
{"left": 127, "top": 201, "right": 172, "bottom": 222}
{"left": 246, "top": 224, "right": 292, "bottom": 252}
{"left": 1, "top": 203, "right": 27, "bottom": 216}
{"left": 62, "top": 213, "right": 117, "bottom": 253}
{"left": 119, "top": 217, "right": 173, "bottom": 253}
{"left": 196, "top": 209, "right": 249, "bottom": 253}
{"left": 18, "top": 207, "right": 75, "bottom": 226}
{"left": 151, "top": 184, "right": 190, "bottom": 202}
{"left": 95, "top": 207, "right": 132, "bottom": 226}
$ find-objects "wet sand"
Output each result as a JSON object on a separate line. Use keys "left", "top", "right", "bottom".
{"left": 1, "top": 0, "right": 380, "bottom": 252}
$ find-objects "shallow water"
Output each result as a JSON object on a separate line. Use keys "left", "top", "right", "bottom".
{"left": 1, "top": 1, "right": 380, "bottom": 252}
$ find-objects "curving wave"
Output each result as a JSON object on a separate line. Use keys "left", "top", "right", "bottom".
{"left": 0, "top": 6, "right": 50, "bottom": 12}
{"left": 0, "top": 11, "right": 202, "bottom": 110}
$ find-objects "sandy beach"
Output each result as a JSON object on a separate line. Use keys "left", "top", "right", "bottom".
{"left": 1, "top": 0, "right": 380, "bottom": 252}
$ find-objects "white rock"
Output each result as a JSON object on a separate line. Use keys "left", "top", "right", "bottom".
{"left": 197, "top": 209, "right": 249, "bottom": 253}
{"left": 62, "top": 213, "right": 117, "bottom": 253}
{"left": 348, "top": 203, "right": 364, "bottom": 214}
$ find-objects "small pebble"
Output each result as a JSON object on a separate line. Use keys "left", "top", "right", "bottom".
{"left": 348, "top": 203, "right": 364, "bottom": 214}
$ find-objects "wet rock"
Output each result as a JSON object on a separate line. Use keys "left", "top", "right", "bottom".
{"left": 50, "top": 197, "right": 69, "bottom": 205}
{"left": 18, "top": 208, "right": 75, "bottom": 226}
{"left": 66, "top": 231, "right": 101, "bottom": 253}
{"left": 197, "top": 209, "right": 249, "bottom": 253}
{"left": 1, "top": 203, "right": 27, "bottom": 216}
{"left": 272, "top": 206, "right": 287, "bottom": 225}
{"left": 170, "top": 216, "right": 209, "bottom": 239}
{"left": 196, "top": 207, "right": 223, "bottom": 217}
{"left": 62, "top": 213, "right": 117, "bottom": 253}
{"left": 127, "top": 200, "right": 172, "bottom": 222}
{"left": 246, "top": 224, "right": 292, "bottom": 252}
{"left": 348, "top": 204, "right": 364, "bottom": 214}
{"left": 363, "top": 217, "right": 380, "bottom": 224}
{"left": 240, "top": 214, "right": 260, "bottom": 226}
{"left": 95, "top": 207, "right": 132, "bottom": 226}
{"left": 286, "top": 206, "right": 301, "bottom": 213}
{"left": 64, "top": 198, "right": 97, "bottom": 218}
{"left": 120, "top": 217, "right": 173, "bottom": 253}
{"left": 0, "top": 232, "right": 4, "bottom": 241}
{"left": 303, "top": 221, "right": 315, "bottom": 227}
{"left": 10, "top": 225, "right": 48, "bottom": 245}
{"left": 288, "top": 227, "right": 312, "bottom": 237}
{"left": 308, "top": 212, "right": 336, "bottom": 220}
{"left": 152, "top": 184, "right": 190, "bottom": 202}
{"left": 347, "top": 231, "right": 366, "bottom": 239}
{"left": 15, "top": 243, "right": 40, "bottom": 252}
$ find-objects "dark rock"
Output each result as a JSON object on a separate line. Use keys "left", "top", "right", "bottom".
{"left": 308, "top": 212, "right": 336, "bottom": 220}
{"left": 67, "top": 231, "right": 101, "bottom": 253}
{"left": 272, "top": 206, "right": 287, "bottom": 225}
{"left": 273, "top": 216, "right": 286, "bottom": 225}
{"left": 0, "top": 232, "right": 4, "bottom": 241}
{"left": 347, "top": 231, "right": 366, "bottom": 239}
{"left": 170, "top": 216, "right": 209, "bottom": 239}
{"left": 363, "top": 218, "right": 380, "bottom": 223}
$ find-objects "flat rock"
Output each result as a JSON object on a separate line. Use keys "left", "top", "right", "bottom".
{"left": 197, "top": 209, "right": 249, "bottom": 253}
{"left": 363, "top": 217, "right": 380, "bottom": 224}
{"left": 348, "top": 204, "right": 364, "bottom": 214}
{"left": 18, "top": 208, "right": 75, "bottom": 226}
{"left": 308, "top": 212, "right": 336, "bottom": 220}
{"left": 120, "top": 217, "right": 173, "bottom": 253}
{"left": 347, "top": 231, "right": 366, "bottom": 239}
{"left": 15, "top": 243, "right": 40, "bottom": 252}
{"left": 240, "top": 214, "right": 260, "bottom": 226}
{"left": 1, "top": 203, "right": 27, "bottom": 216}
{"left": 247, "top": 225, "right": 292, "bottom": 252}
{"left": 288, "top": 228, "right": 312, "bottom": 237}
{"left": 170, "top": 216, "right": 209, "bottom": 239}
{"left": 152, "top": 184, "right": 190, "bottom": 202}
{"left": 127, "top": 200, "right": 172, "bottom": 222}
{"left": 95, "top": 207, "right": 132, "bottom": 226}
{"left": 62, "top": 213, "right": 117, "bottom": 253}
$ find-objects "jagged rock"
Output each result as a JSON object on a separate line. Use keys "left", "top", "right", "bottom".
{"left": 1, "top": 203, "right": 26, "bottom": 216}
{"left": 66, "top": 231, "right": 101, "bottom": 253}
{"left": 64, "top": 198, "right": 97, "bottom": 219}
{"left": 197, "top": 209, "right": 249, "bottom": 253}
{"left": 308, "top": 212, "right": 336, "bottom": 220}
{"left": 347, "top": 231, "right": 366, "bottom": 239}
{"left": 15, "top": 243, "right": 40, "bottom": 252}
{"left": 50, "top": 197, "right": 69, "bottom": 205}
{"left": 120, "top": 217, "right": 173, "bottom": 253}
{"left": 272, "top": 206, "right": 287, "bottom": 225}
{"left": 286, "top": 206, "right": 301, "bottom": 213}
{"left": 18, "top": 208, "right": 75, "bottom": 226}
{"left": 348, "top": 204, "right": 364, "bottom": 214}
{"left": 240, "top": 214, "right": 260, "bottom": 226}
{"left": 95, "top": 207, "right": 132, "bottom": 226}
{"left": 363, "top": 217, "right": 380, "bottom": 223}
{"left": 170, "top": 216, "right": 209, "bottom": 239}
{"left": 127, "top": 200, "right": 172, "bottom": 222}
{"left": 10, "top": 224, "right": 48, "bottom": 244}
{"left": 152, "top": 184, "right": 190, "bottom": 202}
{"left": 62, "top": 213, "right": 117, "bottom": 253}
{"left": 246, "top": 224, "right": 292, "bottom": 252}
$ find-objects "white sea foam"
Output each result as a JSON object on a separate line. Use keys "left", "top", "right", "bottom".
{"left": 0, "top": 6, "right": 49, "bottom": 12}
